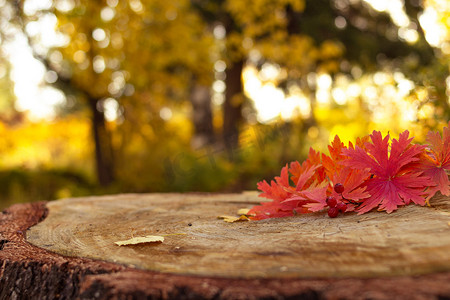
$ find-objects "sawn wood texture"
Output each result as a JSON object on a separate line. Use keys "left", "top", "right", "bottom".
{"left": 0, "top": 192, "right": 449, "bottom": 299}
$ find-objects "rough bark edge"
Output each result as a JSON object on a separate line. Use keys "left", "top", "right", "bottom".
{"left": 0, "top": 202, "right": 449, "bottom": 300}
{"left": 0, "top": 202, "right": 125, "bottom": 300}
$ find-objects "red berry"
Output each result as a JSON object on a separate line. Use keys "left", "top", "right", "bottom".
{"left": 334, "top": 183, "right": 345, "bottom": 194}
{"left": 326, "top": 196, "right": 337, "bottom": 208}
{"left": 336, "top": 202, "right": 347, "bottom": 212}
{"left": 328, "top": 207, "right": 339, "bottom": 218}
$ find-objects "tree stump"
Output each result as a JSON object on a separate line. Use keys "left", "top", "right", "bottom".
{"left": 1, "top": 192, "right": 450, "bottom": 299}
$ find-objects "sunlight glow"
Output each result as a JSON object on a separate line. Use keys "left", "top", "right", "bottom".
{"left": 213, "top": 25, "right": 226, "bottom": 40}
{"left": 253, "top": 83, "right": 285, "bottom": 122}
{"left": 159, "top": 107, "right": 173, "bottom": 121}
{"left": 212, "top": 80, "right": 226, "bottom": 93}
{"left": 1, "top": 1, "right": 70, "bottom": 121}
{"left": 129, "top": 0, "right": 144, "bottom": 13}
{"left": 214, "top": 60, "right": 226, "bottom": 72}
{"left": 92, "top": 28, "right": 106, "bottom": 41}
{"left": 259, "top": 63, "right": 280, "bottom": 81}
{"left": 347, "top": 83, "right": 361, "bottom": 98}
{"left": 243, "top": 65, "right": 312, "bottom": 123}
{"left": 55, "top": 0, "right": 75, "bottom": 13}
{"left": 101, "top": 7, "right": 115, "bottom": 21}
{"left": 93, "top": 55, "right": 106, "bottom": 73}
{"left": 103, "top": 98, "right": 120, "bottom": 122}
{"left": 316, "top": 73, "right": 332, "bottom": 105}
{"left": 5, "top": 33, "right": 65, "bottom": 120}
{"left": 283, "top": 94, "right": 311, "bottom": 119}
{"left": 332, "top": 87, "right": 347, "bottom": 105}
{"left": 419, "top": 7, "right": 448, "bottom": 47}
{"left": 317, "top": 74, "right": 332, "bottom": 89}
{"left": 25, "top": 13, "right": 69, "bottom": 52}
{"left": 316, "top": 90, "right": 330, "bottom": 104}
{"left": 244, "top": 60, "right": 421, "bottom": 133}
{"left": 363, "top": 0, "right": 409, "bottom": 27}
{"left": 364, "top": 0, "right": 419, "bottom": 43}
{"left": 23, "top": 0, "right": 52, "bottom": 16}
{"left": 107, "top": 0, "right": 118, "bottom": 7}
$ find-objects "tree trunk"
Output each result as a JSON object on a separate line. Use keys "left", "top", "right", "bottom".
{"left": 189, "top": 83, "right": 215, "bottom": 149}
{"left": 1, "top": 193, "right": 450, "bottom": 299}
{"left": 223, "top": 59, "right": 244, "bottom": 156}
{"left": 89, "top": 98, "right": 114, "bottom": 186}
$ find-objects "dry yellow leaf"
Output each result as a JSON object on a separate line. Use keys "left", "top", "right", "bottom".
{"left": 114, "top": 235, "right": 164, "bottom": 246}
{"left": 218, "top": 215, "right": 249, "bottom": 223}
{"left": 237, "top": 208, "right": 251, "bottom": 215}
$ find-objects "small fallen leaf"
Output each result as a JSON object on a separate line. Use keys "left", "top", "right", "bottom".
{"left": 114, "top": 235, "right": 164, "bottom": 246}
{"left": 237, "top": 208, "right": 252, "bottom": 215}
{"left": 218, "top": 215, "right": 249, "bottom": 223}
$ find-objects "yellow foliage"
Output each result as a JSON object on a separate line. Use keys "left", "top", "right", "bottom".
{"left": 2, "top": 0, "right": 444, "bottom": 202}
{"left": 0, "top": 117, "right": 92, "bottom": 172}
{"left": 320, "top": 40, "right": 344, "bottom": 59}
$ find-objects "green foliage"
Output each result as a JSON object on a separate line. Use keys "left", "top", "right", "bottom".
{"left": 0, "top": 168, "right": 93, "bottom": 210}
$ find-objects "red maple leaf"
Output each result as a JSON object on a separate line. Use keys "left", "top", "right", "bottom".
{"left": 249, "top": 159, "right": 325, "bottom": 220}
{"left": 342, "top": 130, "right": 433, "bottom": 214}
{"left": 281, "top": 177, "right": 328, "bottom": 213}
{"left": 327, "top": 135, "right": 347, "bottom": 162}
{"left": 322, "top": 135, "right": 370, "bottom": 176}
{"left": 255, "top": 164, "right": 291, "bottom": 202}
{"left": 249, "top": 164, "right": 293, "bottom": 220}
{"left": 321, "top": 136, "right": 346, "bottom": 176}
{"left": 290, "top": 148, "right": 325, "bottom": 186}
{"left": 416, "top": 122, "right": 450, "bottom": 200}
{"left": 316, "top": 135, "right": 371, "bottom": 211}
{"left": 249, "top": 164, "right": 306, "bottom": 220}
{"left": 349, "top": 135, "right": 370, "bottom": 151}
{"left": 248, "top": 201, "right": 299, "bottom": 220}
{"left": 326, "top": 167, "right": 371, "bottom": 212}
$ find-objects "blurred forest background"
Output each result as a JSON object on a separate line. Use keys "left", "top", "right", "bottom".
{"left": 0, "top": 0, "right": 449, "bottom": 209}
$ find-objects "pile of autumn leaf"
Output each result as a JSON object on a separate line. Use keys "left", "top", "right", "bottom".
{"left": 248, "top": 122, "right": 450, "bottom": 220}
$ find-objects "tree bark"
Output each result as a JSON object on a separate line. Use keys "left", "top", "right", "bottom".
{"left": 223, "top": 60, "right": 244, "bottom": 156}
{"left": 189, "top": 83, "right": 215, "bottom": 149}
{"left": 1, "top": 194, "right": 450, "bottom": 299}
{"left": 89, "top": 98, "right": 115, "bottom": 186}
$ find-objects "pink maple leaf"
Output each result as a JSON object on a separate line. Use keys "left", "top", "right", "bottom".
{"left": 327, "top": 167, "right": 371, "bottom": 212}
{"left": 342, "top": 130, "right": 433, "bottom": 214}
{"left": 417, "top": 122, "right": 450, "bottom": 200}
{"left": 283, "top": 181, "right": 328, "bottom": 212}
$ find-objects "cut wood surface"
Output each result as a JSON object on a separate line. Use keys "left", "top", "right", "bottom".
{"left": 1, "top": 193, "right": 450, "bottom": 299}
{"left": 26, "top": 192, "right": 450, "bottom": 279}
